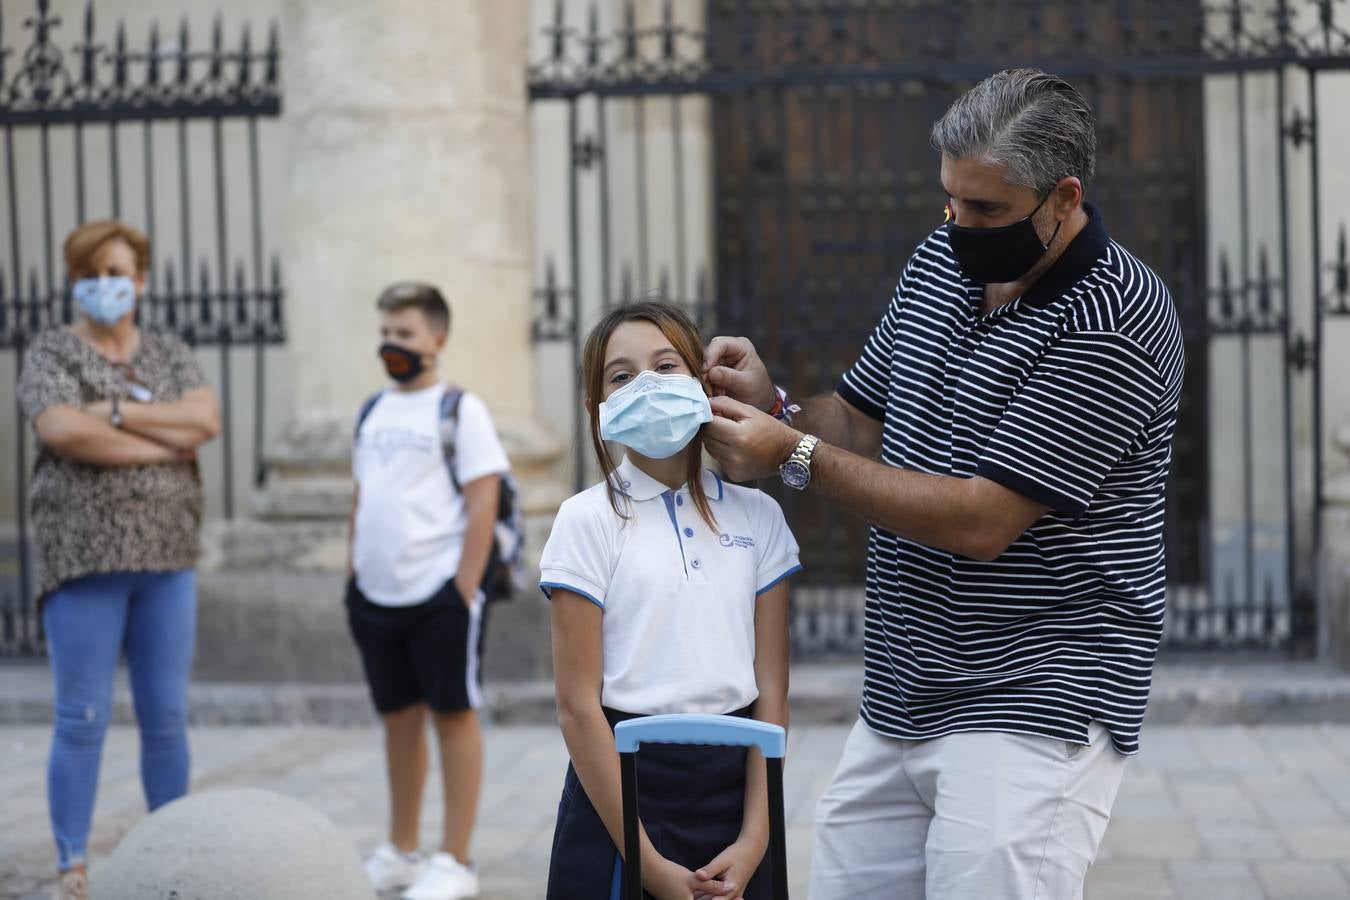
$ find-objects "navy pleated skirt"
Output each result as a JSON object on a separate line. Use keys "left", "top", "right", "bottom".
{"left": 545, "top": 706, "right": 774, "bottom": 900}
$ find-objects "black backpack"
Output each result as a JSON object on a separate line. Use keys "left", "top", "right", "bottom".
{"left": 355, "top": 387, "right": 524, "bottom": 601}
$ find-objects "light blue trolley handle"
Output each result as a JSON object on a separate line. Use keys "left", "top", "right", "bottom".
{"left": 614, "top": 713, "right": 786, "bottom": 758}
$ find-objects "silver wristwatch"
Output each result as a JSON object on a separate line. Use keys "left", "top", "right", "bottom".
{"left": 780, "top": 434, "right": 820, "bottom": 491}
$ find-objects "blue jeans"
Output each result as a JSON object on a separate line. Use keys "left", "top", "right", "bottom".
{"left": 44, "top": 570, "right": 197, "bottom": 871}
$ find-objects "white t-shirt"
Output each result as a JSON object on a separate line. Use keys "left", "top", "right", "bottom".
{"left": 352, "top": 382, "right": 509, "bottom": 607}
{"left": 539, "top": 456, "right": 801, "bottom": 715}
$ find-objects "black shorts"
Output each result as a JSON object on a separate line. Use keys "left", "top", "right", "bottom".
{"left": 345, "top": 576, "right": 489, "bottom": 714}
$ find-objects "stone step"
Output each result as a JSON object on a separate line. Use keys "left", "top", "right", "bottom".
{"left": 1328, "top": 471, "right": 1350, "bottom": 507}
{"left": 248, "top": 476, "right": 355, "bottom": 521}
{"left": 5, "top": 661, "right": 1350, "bottom": 728}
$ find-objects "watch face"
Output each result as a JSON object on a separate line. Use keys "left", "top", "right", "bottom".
{"left": 781, "top": 460, "right": 810, "bottom": 489}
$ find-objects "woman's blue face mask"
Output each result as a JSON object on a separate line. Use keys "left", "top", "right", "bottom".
{"left": 598, "top": 370, "right": 713, "bottom": 460}
{"left": 73, "top": 275, "right": 137, "bottom": 325}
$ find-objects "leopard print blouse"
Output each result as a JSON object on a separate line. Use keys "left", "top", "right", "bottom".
{"left": 17, "top": 327, "right": 207, "bottom": 599}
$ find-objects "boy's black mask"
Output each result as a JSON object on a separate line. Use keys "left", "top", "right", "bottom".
{"left": 379, "top": 342, "right": 425, "bottom": 383}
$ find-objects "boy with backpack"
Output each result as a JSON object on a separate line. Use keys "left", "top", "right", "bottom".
{"left": 347, "top": 281, "right": 516, "bottom": 900}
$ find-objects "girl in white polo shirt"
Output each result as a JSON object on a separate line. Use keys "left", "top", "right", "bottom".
{"left": 541, "top": 302, "right": 800, "bottom": 900}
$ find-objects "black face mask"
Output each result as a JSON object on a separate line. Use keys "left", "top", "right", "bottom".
{"left": 946, "top": 192, "right": 1062, "bottom": 285}
{"left": 378, "top": 342, "right": 426, "bottom": 383}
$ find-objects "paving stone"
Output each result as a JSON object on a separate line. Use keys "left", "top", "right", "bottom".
{"left": 1242, "top": 774, "right": 1348, "bottom": 825}
{"left": 1172, "top": 777, "right": 1266, "bottom": 824}
{"left": 1277, "top": 825, "right": 1350, "bottom": 862}
{"left": 1192, "top": 725, "right": 1281, "bottom": 773}
{"left": 1254, "top": 861, "right": 1350, "bottom": 899}
{"left": 1194, "top": 823, "right": 1289, "bottom": 861}
{"left": 1096, "top": 822, "right": 1203, "bottom": 861}
{"left": 1256, "top": 726, "right": 1350, "bottom": 777}
{"left": 1166, "top": 860, "right": 1266, "bottom": 900}
{"left": 1110, "top": 769, "right": 1188, "bottom": 824}
{"left": 1309, "top": 771, "right": 1350, "bottom": 819}
{"left": 1135, "top": 728, "right": 1211, "bottom": 774}
{"left": 1085, "top": 861, "right": 1176, "bottom": 899}
{"left": 7, "top": 723, "right": 1350, "bottom": 900}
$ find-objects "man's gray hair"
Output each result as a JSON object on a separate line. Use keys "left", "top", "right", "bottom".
{"left": 930, "top": 68, "right": 1096, "bottom": 194}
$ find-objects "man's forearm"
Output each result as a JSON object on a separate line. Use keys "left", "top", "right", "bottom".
{"left": 809, "top": 441, "right": 1005, "bottom": 561}
{"left": 788, "top": 393, "right": 877, "bottom": 458}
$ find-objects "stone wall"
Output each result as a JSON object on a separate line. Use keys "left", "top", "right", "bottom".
{"left": 1324, "top": 423, "right": 1350, "bottom": 668}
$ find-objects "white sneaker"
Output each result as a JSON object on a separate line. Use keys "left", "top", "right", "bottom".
{"left": 364, "top": 842, "right": 426, "bottom": 892}
{"left": 400, "top": 852, "right": 479, "bottom": 900}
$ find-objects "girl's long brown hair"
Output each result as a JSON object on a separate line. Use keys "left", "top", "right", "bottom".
{"left": 581, "top": 301, "right": 717, "bottom": 531}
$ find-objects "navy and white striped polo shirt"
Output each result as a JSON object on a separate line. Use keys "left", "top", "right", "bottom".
{"left": 836, "top": 204, "right": 1183, "bottom": 755}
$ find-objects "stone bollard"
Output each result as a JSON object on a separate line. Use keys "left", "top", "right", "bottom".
{"left": 94, "top": 787, "right": 373, "bottom": 900}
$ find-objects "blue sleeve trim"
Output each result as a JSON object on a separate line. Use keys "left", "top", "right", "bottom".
{"left": 540, "top": 582, "right": 604, "bottom": 609}
{"left": 756, "top": 563, "right": 802, "bottom": 596}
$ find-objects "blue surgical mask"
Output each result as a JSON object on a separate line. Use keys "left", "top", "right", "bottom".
{"left": 73, "top": 275, "right": 137, "bottom": 325}
{"left": 599, "top": 370, "right": 712, "bottom": 460}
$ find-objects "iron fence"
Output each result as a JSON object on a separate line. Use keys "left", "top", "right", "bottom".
{"left": 528, "top": 0, "right": 1350, "bottom": 655}
{"left": 0, "top": 0, "right": 284, "bottom": 656}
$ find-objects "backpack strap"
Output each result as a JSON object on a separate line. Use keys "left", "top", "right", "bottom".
{"left": 438, "top": 387, "right": 465, "bottom": 494}
{"left": 354, "top": 391, "right": 383, "bottom": 439}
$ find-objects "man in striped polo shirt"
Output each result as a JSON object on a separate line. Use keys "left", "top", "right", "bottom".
{"left": 703, "top": 68, "right": 1183, "bottom": 899}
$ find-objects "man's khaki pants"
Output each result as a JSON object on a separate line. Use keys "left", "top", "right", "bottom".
{"left": 808, "top": 718, "right": 1127, "bottom": 899}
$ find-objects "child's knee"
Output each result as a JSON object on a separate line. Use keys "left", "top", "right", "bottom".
{"left": 382, "top": 702, "right": 428, "bottom": 733}
{"left": 431, "top": 707, "right": 478, "bottom": 733}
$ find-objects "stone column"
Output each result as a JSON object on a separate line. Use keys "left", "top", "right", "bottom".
{"left": 197, "top": 0, "right": 564, "bottom": 683}
{"left": 1325, "top": 422, "right": 1350, "bottom": 669}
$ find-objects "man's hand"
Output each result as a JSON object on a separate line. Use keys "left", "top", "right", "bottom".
{"left": 703, "top": 396, "right": 801, "bottom": 482}
{"left": 703, "top": 337, "right": 776, "bottom": 412}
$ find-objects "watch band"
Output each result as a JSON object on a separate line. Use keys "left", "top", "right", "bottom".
{"left": 791, "top": 433, "right": 820, "bottom": 467}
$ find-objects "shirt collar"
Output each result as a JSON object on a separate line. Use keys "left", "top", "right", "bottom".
{"left": 613, "top": 456, "right": 724, "bottom": 502}
{"left": 1020, "top": 201, "right": 1111, "bottom": 306}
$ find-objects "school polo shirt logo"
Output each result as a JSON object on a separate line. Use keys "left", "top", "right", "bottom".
{"left": 719, "top": 533, "right": 755, "bottom": 549}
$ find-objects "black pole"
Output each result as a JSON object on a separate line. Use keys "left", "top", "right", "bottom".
{"left": 568, "top": 97, "right": 585, "bottom": 491}
{"left": 1304, "top": 67, "right": 1323, "bottom": 656}
{"left": 635, "top": 96, "right": 650, "bottom": 291}
{"left": 596, "top": 118, "right": 612, "bottom": 306}
{"left": 39, "top": 123, "right": 55, "bottom": 300}
{"left": 73, "top": 121, "right": 86, "bottom": 223}
{"left": 766, "top": 756, "right": 789, "bottom": 899}
{"left": 1275, "top": 65, "right": 1297, "bottom": 646}
{"left": 142, "top": 119, "right": 157, "bottom": 295}
{"left": 1236, "top": 66, "right": 1255, "bottom": 621}
{"left": 212, "top": 115, "right": 234, "bottom": 518}
{"left": 620, "top": 750, "right": 642, "bottom": 900}
{"left": 109, "top": 121, "right": 121, "bottom": 218}
{"left": 248, "top": 116, "right": 267, "bottom": 488}
{"left": 13, "top": 339, "right": 32, "bottom": 652}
